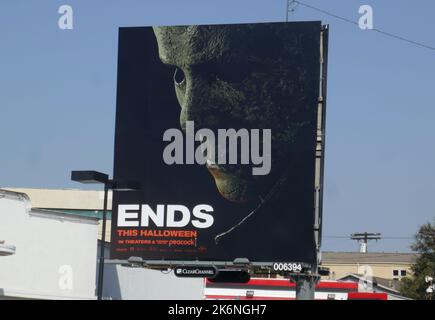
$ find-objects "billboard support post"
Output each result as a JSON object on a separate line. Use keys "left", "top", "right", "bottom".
{"left": 290, "top": 269, "right": 320, "bottom": 300}
{"left": 296, "top": 276, "right": 315, "bottom": 300}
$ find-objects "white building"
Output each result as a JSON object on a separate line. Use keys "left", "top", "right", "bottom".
{"left": 0, "top": 189, "right": 99, "bottom": 299}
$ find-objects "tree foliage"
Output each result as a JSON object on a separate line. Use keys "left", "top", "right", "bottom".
{"left": 400, "top": 221, "right": 435, "bottom": 300}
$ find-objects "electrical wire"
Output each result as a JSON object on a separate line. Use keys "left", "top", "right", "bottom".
{"left": 323, "top": 235, "right": 414, "bottom": 240}
{"left": 289, "top": 0, "right": 435, "bottom": 52}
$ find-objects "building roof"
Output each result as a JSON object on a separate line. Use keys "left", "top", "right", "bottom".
{"left": 337, "top": 273, "right": 412, "bottom": 300}
{"left": 372, "top": 276, "right": 402, "bottom": 291}
{"left": 322, "top": 252, "right": 418, "bottom": 264}
{"left": 4, "top": 187, "right": 112, "bottom": 210}
{"left": 0, "top": 189, "right": 99, "bottom": 225}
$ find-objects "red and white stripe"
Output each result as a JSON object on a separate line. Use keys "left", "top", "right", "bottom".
{"left": 204, "top": 278, "right": 387, "bottom": 300}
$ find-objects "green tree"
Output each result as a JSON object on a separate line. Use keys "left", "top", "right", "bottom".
{"left": 400, "top": 221, "right": 435, "bottom": 300}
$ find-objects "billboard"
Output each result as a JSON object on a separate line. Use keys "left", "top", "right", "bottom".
{"left": 111, "top": 22, "right": 327, "bottom": 266}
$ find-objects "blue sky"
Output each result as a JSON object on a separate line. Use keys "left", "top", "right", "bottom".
{"left": 0, "top": 0, "right": 434, "bottom": 252}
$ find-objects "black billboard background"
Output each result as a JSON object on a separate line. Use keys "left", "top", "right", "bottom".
{"left": 111, "top": 22, "right": 322, "bottom": 264}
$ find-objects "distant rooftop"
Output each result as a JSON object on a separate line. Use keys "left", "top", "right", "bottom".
{"left": 322, "top": 252, "right": 418, "bottom": 264}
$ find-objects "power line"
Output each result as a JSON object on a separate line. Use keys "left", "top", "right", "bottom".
{"left": 324, "top": 236, "right": 349, "bottom": 239}
{"left": 383, "top": 237, "right": 415, "bottom": 240}
{"left": 289, "top": 0, "right": 435, "bottom": 52}
{"left": 292, "top": 1, "right": 358, "bottom": 26}
{"left": 324, "top": 235, "right": 413, "bottom": 240}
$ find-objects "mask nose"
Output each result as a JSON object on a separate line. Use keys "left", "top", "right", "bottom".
{"left": 179, "top": 72, "right": 211, "bottom": 132}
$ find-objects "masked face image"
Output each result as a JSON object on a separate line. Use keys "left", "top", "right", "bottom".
{"left": 112, "top": 22, "right": 323, "bottom": 263}
{"left": 153, "top": 24, "right": 318, "bottom": 204}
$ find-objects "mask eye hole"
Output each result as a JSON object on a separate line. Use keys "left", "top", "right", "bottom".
{"left": 174, "top": 67, "right": 186, "bottom": 86}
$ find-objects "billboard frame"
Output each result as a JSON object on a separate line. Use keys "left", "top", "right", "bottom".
{"left": 109, "top": 22, "right": 329, "bottom": 275}
{"left": 314, "top": 24, "right": 329, "bottom": 268}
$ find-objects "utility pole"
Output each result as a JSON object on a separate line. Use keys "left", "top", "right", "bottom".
{"left": 286, "top": 0, "right": 298, "bottom": 22}
{"left": 351, "top": 233, "right": 382, "bottom": 253}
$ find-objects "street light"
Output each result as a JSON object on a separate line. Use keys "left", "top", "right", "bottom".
{"left": 71, "top": 170, "right": 140, "bottom": 300}
{"left": 0, "top": 241, "right": 16, "bottom": 257}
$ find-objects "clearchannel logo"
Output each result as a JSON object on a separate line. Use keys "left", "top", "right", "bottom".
{"left": 174, "top": 266, "right": 218, "bottom": 278}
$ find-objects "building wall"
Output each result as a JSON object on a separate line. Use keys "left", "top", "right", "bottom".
{"left": 323, "top": 263, "right": 413, "bottom": 281}
{"left": 0, "top": 190, "right": 99, "bottom": 300}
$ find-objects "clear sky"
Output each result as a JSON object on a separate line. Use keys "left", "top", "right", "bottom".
{"left": 0, "top": 0, "right": 434, "bottom": 253}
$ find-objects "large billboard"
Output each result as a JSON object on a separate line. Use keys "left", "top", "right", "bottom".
{"left": 111, "top": 22, "right": 327, "bottom": 266}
